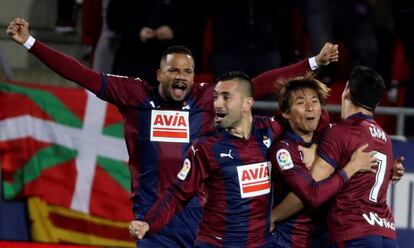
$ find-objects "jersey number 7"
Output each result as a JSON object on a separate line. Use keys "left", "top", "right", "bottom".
{"left": 369, "top": 151, "right": 387, "bottom": 203}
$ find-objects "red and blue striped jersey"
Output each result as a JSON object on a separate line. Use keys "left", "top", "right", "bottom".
{"left": 29, "top": 40, "right": 312, "bottom": 218}
{"left": 269, "top": 125, "right": 348, "bottom": 248}
{"left": 144, "top": 116, "right": 286, "bottom": 247}
{"left": 269, "top": 110, "right": 348, "bottom": 248}
{"left": 317, "top": 113, "right": 396, "bottom": 242}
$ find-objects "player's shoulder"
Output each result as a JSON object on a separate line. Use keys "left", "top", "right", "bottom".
{"left": 322, "top": 120, "right": 350, "bottom": 137}
{"left": 192, "top": 130, "right": 222, "bottom": 147}
{"left": 194, "top": 81, "right": 212, "bottom": 89}
{"left": 189, "top": 81, "right": 214, "bottom": 103}
{"left": 192, "top": 81, "right": 213, "bottom": 94}
{"left": 106, "top": 73, "right": 150, "bottom": 88}
{"left": 253, "top": 114, "right": 284, "bottom": 129}
{"left": 271, "top": 141, "right": 297, "bottom": 172}
{"left": 106, "top": 73, "right": 141, "bottom": 82}
{"left": 255, "top": 114, "right": 279, "bottom": 122}
{"left": 270, "top": 136, "right": 293, "bottom": 153}
{"left": 269, "top": 134, "right": 300, "bottom": 169}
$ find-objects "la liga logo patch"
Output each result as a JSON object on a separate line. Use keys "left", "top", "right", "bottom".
{"left": 177, "top": 158, "right": 191, "bottom": 180}
{"left": 276, "top": 149, "right": 294, "bottom": 170}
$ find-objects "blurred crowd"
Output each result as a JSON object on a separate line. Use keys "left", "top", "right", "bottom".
{"left": 8, "top": 0, "right": 414, "bottom": 135}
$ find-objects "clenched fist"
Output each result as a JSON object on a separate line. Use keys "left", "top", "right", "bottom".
{"left": 7, "top": 17, "right": 30, "bottom": 45}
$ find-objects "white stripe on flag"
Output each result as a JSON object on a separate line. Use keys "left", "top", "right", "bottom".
{"left": 0, "top": 91, "right": 128, "bottom": 213}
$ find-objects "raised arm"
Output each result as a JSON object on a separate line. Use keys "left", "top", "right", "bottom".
{"left": 7, "top": 17, "right": 103, "bottom": 94}
{"left": 252, "top": 43, "right": 339, "bottom": 99}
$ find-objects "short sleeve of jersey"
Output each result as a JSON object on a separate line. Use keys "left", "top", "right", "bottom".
{"left": 317, "top": 125, "right": 346, "bottom": 169}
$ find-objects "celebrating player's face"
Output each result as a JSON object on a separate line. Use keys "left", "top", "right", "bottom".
{"left": 157, "top": 53, "right": 195, "bottom": 102}
{"left": 282, "top": 88, "right": 322, "bottom": 139}
{"left": 213, "top": 80, "right": 246, "bottom": 129}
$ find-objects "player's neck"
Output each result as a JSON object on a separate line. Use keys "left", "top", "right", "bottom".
{"left": 344, "top": 104, "right": 373, "bottom": 119}
{"left": 228, "top": 114, "right": 253, "bottom": 140}
{"left": 301, "top": 132, "right": 313, "bottom": 143}
{"left": 290, "top": 125, "right": 313, "bottom": 143}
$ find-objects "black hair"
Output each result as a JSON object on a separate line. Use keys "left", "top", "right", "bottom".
{"left": 161, "top": 45, "right": 194, "bottom": 62}
{"left": 216, "top": 71, "right": 254, "bottom": 97}
{"left": 348, "top": 66, "right": 385, "bottom": 112}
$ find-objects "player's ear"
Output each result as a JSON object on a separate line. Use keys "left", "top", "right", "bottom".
{"left": 343, "top": 87, "right": 351, "bottom": 100}
{"left": 156, "top": 69, "right": 162, "bottom": 81}
{"left": 282, "top": 112, "right": 290, "bottom": 120}
{"left": 243, "top": 96, "right": 254, "bottom": 112}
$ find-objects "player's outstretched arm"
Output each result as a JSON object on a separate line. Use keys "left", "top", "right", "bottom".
{"left": 6, "top": 17, "right": 103, "bottom": 95}
{"left": 252, "top": 42, "right": 339, "bottom": 99}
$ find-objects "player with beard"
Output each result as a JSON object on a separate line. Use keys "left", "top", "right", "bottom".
{"left": 128, "top": 72, "right": 374, "bottom": 247}
{"left": 7, "top": 17, "right": 338, "bottom": 247}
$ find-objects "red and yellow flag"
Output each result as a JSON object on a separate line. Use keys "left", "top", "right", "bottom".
{"left": 29, "top": 197, "right": 134, "bottom": 247}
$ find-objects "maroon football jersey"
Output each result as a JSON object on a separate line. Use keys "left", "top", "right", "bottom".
{"left": 269, "top": 111, "right": 347, "bottom": 248}
{"left": 317, "top": 113, "right": 396, "bottom": 242}
{"left": 29, "top": 40, "right": 312, "bottom": 212}
{"left": 144, "top": 116, "right": 283, "bottom": 247}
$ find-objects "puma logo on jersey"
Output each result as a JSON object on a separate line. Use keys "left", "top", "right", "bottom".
{"left": 220, "top": 149, "right": 233, "bottom": 159}
{"left": 237, "top": 162, "right": 271, "bottom": 198}
{"left": 150, "top": 110, "right": 189, "bottom": 143}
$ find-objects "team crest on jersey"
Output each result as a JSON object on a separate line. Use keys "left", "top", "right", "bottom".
{"left": 177, "top": 158, "right": 191, "bottom": 180}
{"left": 236, "top": 162, "right": 271, "bottom": 198}
{"left": 150, "top": 110, "right": 189, "bottom": 143}
{"left": 263, "top": 136, "right": 271, "bottom": 148}
{"left": 276, "top": 149, "right": 294, "bottom": 170}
